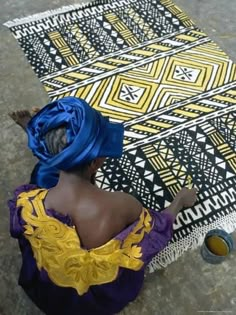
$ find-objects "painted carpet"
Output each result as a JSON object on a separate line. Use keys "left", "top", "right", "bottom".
{"left": 5, "top": 0, "right": 236, "bottom": 270}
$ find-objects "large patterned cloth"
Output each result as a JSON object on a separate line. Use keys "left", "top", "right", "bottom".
{"left": 5, "top": 0, "right": 236, "bottom": 270}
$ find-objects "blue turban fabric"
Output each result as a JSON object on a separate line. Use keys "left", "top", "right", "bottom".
{"left": 27, "top": 97, "right": 124, "bottom": 172}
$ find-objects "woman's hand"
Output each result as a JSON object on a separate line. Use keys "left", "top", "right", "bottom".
{"left": 175, "top": 187, "right": 198, "bottom": 208}
{"left": 167, "top": 187, "right": 198, "bottom": 218}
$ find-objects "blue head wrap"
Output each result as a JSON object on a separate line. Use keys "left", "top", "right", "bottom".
{"left": 27, "top": 97, "right": 124, "bottom": 171}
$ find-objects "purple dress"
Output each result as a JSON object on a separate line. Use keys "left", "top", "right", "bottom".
{"left": 8, "top": 184, "right": 174, "bottom": 315}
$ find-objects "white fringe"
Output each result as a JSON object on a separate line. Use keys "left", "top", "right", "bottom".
{"left": 3, "top": 0, "right": 109, "bottom": 27}
{"left": 148, "top": 211, "right": 236, "bottom": 273}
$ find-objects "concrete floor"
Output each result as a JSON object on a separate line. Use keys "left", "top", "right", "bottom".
{"left": 0, "top": 0, "right": 236, "bottom": 314}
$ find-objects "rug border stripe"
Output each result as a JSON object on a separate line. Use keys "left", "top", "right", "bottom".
{"left": 3, "top": 0, "right": 135, "bottom": 27}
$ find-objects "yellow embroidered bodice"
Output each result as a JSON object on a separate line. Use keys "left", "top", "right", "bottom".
{"left": 17, "top": 188, "right": 153, "bottom": 295}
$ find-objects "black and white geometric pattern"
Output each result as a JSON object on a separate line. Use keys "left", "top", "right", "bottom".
{"left": 5, "top": 0, "right": 236, "bottom": 270}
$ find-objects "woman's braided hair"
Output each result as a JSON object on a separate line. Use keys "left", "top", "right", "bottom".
{"left": 45, "top": 126, "right": 67, "bottom": 155}
{"left": 45, "top": 126, "right": 92, "bottom": 176}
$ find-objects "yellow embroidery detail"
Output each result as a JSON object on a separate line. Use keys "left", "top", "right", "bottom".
{"left": 17, "top": 189, "right": 153, "bottom": 295}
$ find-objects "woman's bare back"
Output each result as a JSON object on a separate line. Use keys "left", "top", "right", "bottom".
{"left": 45, "top": 182, "right": 142, "bottom": 249}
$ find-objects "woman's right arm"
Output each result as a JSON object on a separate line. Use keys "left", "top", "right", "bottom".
{"left": 166, "top": 188, "right": 197, "bottom": 218}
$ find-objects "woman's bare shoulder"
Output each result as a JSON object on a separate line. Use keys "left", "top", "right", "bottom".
{"left": 72, "top": 189, "right": 143, "bottom": 249}
{"left": 98, "top": 190, "right": 143, "bottom": 223}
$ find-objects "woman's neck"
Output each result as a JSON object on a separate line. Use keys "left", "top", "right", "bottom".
{"left": 45, "top": 171, "right": 94, "bottom": 211}
{"left": 57, "top": 171, "right": 92, "bottom": 187}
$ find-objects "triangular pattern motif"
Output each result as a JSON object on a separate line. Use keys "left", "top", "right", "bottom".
{"left": 97, "top": 149, "right": 170, "bottom": 210}
{"left": 134, "top": 0, "right": 184, "bottom": 36}
{"left": 210, "top": 114, "right": 236, "bottom": 151}
{"left": 59, "top": 25, "right": 91, "bottom": 64}
{"left": 19, "top": 36, "right": 61, "bottom": 76}
{"left": 166, "top": 128, "right": 225, "bottom": 189}
{"left": 96, "top": 16, "right": 128, "bottom": 50}
{"left": 42, "top": 33, "right": 68, "bottom": 69}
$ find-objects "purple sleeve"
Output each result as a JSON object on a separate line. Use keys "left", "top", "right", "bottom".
{"left": 139, "top": 209, "right": 174, "bottom": 266}
{"left": 8, "top": 184, "right": 38, "bottom": 238}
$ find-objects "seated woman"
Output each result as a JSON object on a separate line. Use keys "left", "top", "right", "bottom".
{"left": 9, "top": 97, "right": 197, "bottom": 315}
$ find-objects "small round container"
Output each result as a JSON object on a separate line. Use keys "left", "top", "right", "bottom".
{"left": 201, "top": 229, "right": 234, "bottom": 264}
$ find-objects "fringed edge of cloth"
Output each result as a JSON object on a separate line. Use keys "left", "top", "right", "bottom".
{"left": 148, "top": 211, "right": 236, "bottom": 272}
{"left": 3, "top": 0, "right": 136, "bottom": 27}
